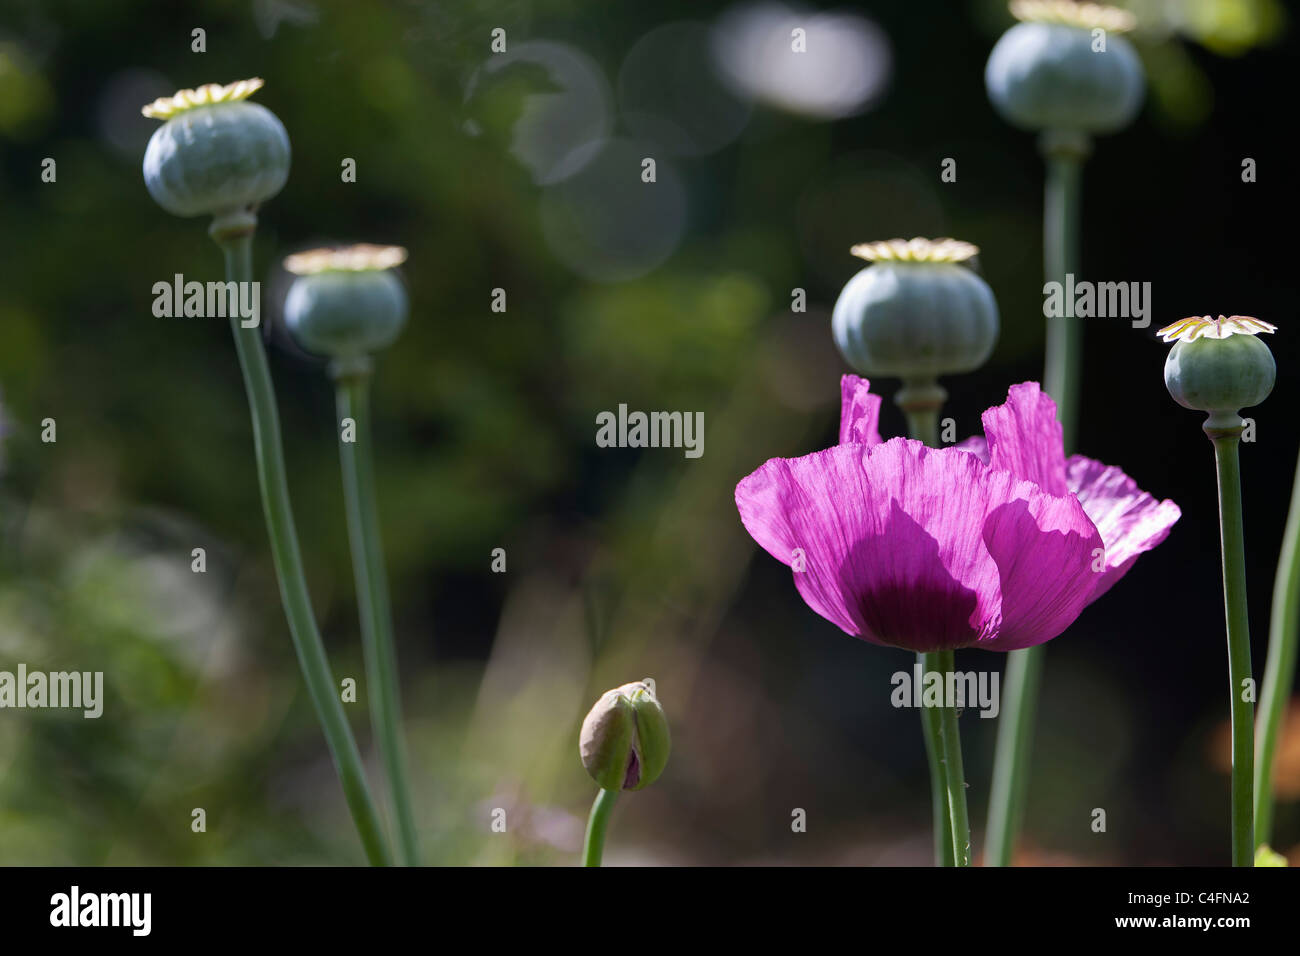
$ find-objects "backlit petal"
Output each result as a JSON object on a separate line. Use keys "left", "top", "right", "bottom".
{"left": 981, "top": 382, "right": 1068, "bottom": 495}
{"left": 1066, "top": 454, "right": 1182, "bottom": 603}
{"left": 838, "top": 374, "right": 884, "bottom": 447}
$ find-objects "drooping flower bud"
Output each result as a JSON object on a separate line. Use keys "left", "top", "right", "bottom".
{"left": 283, "top": 245, "right": 410, "bottom": 361}
{"left": 579, "top": 680, "right": 670, "bottom": 792}
{"left": 832, "top": 238, "right": 999, "bottom": 381}
{"left": 142, "top": 79, "right": 290, "bottom": 231}
{"left": 1160, "top": 315, "right": 1276, "bottom": 430}
{"left": 985, "top": 1, "right": 1144, "bottom": 136}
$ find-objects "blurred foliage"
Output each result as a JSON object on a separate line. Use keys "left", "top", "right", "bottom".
{"left": 0, "top": 0, "right": 1297, "bottom": 865}
{"left": 976, "top": 0, "right": 1287, "bottom": 129}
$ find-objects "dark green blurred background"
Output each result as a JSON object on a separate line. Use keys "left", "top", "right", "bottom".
{"left": 1, "top": 0, "right": 1297, "bottom": 864}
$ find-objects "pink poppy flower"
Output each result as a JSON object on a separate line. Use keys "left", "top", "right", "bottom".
{"left": 735, "top": 376, "right": 1179, "bottom": 652}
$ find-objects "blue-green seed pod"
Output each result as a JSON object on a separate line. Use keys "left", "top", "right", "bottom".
{"left": 1161, "top": 316, "right": 1276, "bottom": 418}
{"left": 580, "top": 680, "right": 670, "bottom": 792}
{"left": 142, "top": 79, "right": 290, "bottom": 219}
{"left": 832, "top": 238, "right": 999, "bottom": 379}
{"left": 283, "top": 246, "right": 410, "bottom": 360}
{"left": 985, "top": 8, "right": 1144, "bottom": 135}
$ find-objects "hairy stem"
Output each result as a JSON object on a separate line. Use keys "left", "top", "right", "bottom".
{"left": 934, "top": 649, "right": 972, "bottom": 866}
{"left": 920, "top": 651, "right": 956, "bottom": 866}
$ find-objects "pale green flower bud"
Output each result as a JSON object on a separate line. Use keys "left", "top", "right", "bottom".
{"left": 580, "top": 679, "right": 670, "bottom": 792}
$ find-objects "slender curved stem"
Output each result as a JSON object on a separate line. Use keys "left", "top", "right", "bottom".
{"left": 1256, "top": 443, "right": 1300, "bottom": 847}
{"left": 902, "top": 397, "right": 954, "bottom": 866}
{"left": 934, "top": 649, "right": 972, "bottom": 866}
{"left": 986, "top": 141, "right": 1085, "bottom": 866}
{"left": 336, "top": 373, "right": 420, "bottom": 866}
{"left": 583, "top": 788, "right": 619, "bottom": 867}
{"left": 1211, "top": 434, "right": 1255, "bottom": 866}
{"left": 217, "top": 233, "right": 391, "bottom": 866}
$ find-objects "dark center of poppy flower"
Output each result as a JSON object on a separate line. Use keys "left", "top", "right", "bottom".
{"left": 845, "top": 502, "right": 983, "bottom": 652}
{"left": 856, "top": 578, "right": 981, "bottom": 652}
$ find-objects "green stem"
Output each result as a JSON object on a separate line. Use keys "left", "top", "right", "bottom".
{"left": 1256, "top": 443, "right": 1300, "bottom": 848}
{"left": 335, "top": 371, "right": 420, "bottom": 866}
{"left": 217, "top": 231, "right": 391, "bottom": 866}
{"left": 985, "top": 135, "right": 1088, "bottom": 866}
{"left": 1041, "top": 145, "right": 1084, "bottom": 453}
{"left": 902, "top": 390, "right": 954, "bottom": 866}
{"left": 920, "top": 652, "right": 955, "bottom": 866}
{"left": 583, "top": 788, "right": 619, "bottom": 866}
{"left": 985, "top": 646, "right": 1042, "bottom": 866}
{"left": 899, "top": 398, "right": 941, "bottom": 450}
{"left": 933, "top": 649, "right": 972, "bottom": 866}
{"left": 1210, "top": 432, "right": 1255, "bottom": 866}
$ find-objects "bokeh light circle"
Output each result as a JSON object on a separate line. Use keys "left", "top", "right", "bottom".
{"left": 711, "top": 3, "right": 892, "bottom": 119}
{"left": 464, "top": 40, "right": 613, "bottom": 185}
{"left": 539, "top": 139, "right": 688, "bottom": 283}
{"left": 618, "top": 21, "right": 752, "bottom": 156}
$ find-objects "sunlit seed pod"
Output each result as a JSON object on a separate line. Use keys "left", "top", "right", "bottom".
{"left": 832, "top": 238, "right": 999, "bottom": 379}
{"left": 1163, "top": 321, "right": 1276, "bottom": 418}
{"left": 142, "top": 79, "right": 290, "bottom": 219}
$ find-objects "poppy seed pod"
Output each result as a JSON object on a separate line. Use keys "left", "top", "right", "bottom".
{"left": 579, "top": 680, "right": 670, "bottom": 792}
{"left": 142, "top": 79, "right": 290, "bottom": 222}
{"left": 1160, "top": 316, "right": 1276, "bottom": 427}
{"left": 283, "top": 245, "right": 410, "bottom": 360}
{"left": 832, "top": 238, "right": 999, "bottom": 380}
{"left": 985, "top": 2, "right": 1144, "bottom": 135}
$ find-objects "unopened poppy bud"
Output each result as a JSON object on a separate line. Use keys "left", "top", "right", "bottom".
{"left": 580, "top": 680, "right": 670, "bottom": 792}
{"left": 283, "top": 245, "right": 410, "bottom": 360}
{"left": 142, "top": 79, "right": 290, "bottom": 229}
{"left": 1160, "top": 315, "right": 1276, "bottom": 430}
